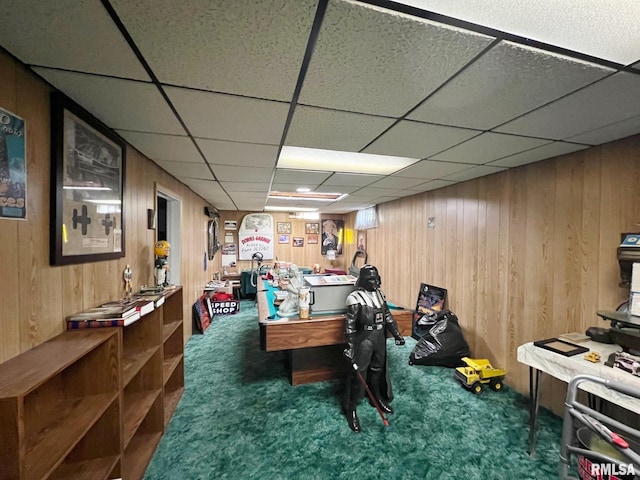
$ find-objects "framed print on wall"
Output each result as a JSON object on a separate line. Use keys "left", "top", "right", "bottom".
{"left": 279, "top": 234, "right": 290, "bottom": 244}
{"left": 277, "top": 222, "right": 291, "bottom": 234}
{"left": 306, "top": 222, "right": 319, "bottom": 234}
{"left": 50, "top": 92, "right": 126, "bottom": 265}
{"left": 293, "top": 237, "right": 304, "bottom": 247}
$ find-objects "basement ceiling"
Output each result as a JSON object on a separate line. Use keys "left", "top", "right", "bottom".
{"left": 1, "top": 0, "right": 639, "bottom": 213}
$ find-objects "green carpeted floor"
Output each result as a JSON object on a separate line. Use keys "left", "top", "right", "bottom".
{"left": 144, "top": 300, "right": 564, "bottom": 480}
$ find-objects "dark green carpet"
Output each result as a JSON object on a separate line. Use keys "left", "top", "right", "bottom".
{"left": 144, "top": 300, "right": 563, "bottom": 479}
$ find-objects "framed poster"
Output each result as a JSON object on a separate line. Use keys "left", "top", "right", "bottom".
{"left": 293, "top": 237, "right": 304, "bottom": 247}
{"left": 50, "top": 93, "right": 126, "bottom": 265}
{"left": 306, "top": 222, "right": 319, "bottom": 234}
{"left": 277, "top": 222, "right": 291, "bottom": 234}
{"left": 278, "top": 234, "right": 290, "bottom": 244}
{"left": 321, "top": 218, "right": 344, "bottom": 255}
{"left": 0, "top": 107, "right": 27, "bottom": 219}
{"left": 307, "top": 234, "right": 318, "bottom": 244}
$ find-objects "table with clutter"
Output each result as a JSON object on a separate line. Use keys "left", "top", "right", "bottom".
{"left": 257, "top": 275, "right": 412, "bottom": 386}
{"left": 517, "top": 339, "right": 640, "bottom": 455}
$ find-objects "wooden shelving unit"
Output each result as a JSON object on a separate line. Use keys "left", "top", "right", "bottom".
{"left": 0, "top": 286, "right": 184, "bottom": 480}
{"left": 0, "top": 329, "right": 122, "bottom": 480}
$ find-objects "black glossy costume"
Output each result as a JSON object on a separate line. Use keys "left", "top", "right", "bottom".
{"left": 343, "top": 265, "right": 405, "bottom": 432}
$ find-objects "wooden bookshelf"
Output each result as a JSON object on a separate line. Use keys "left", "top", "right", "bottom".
{"left": 0, "top": 286, "right": 184, "bottom": 480}
{"left": 0, "top": 329, "right": 122, "bottom": 480}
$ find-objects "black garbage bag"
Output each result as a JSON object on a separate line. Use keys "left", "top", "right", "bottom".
{"left": 409, "top": 310, "right": 471, "bottom": 368}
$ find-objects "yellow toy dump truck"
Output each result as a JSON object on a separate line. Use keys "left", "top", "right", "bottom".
{"left": 455, "top": 357, "right": 506, "bottom": 394}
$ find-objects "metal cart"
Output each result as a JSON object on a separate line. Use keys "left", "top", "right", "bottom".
{"left": 560, "top": 374, "right": 640, "bottom": 479}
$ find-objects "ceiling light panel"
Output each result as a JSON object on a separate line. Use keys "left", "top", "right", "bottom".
{"left": 166, "top": 87, "right": 289, "bottom": 144}
{"left": 298, "top": 0, "right": 495, "bottom": 117}
{"left": 363, "top": 120, "right": 480, "bottom": 159}
{"left": 431, "top": 132, "right": 551, "bottom": 164}
{"left": 196, "top": 138, "right": 279, "bottom": 168}
{"left": 285, "top": 105, "right": 397, "bottom": 152}
{"left": 0, "top": 0, "right": 149, "bottom": 80}
{"left": 495, "top": 72, "right": 640, "bottom": 140}
{"left": 408, "top": 41, "right": 614, "bottom": 130}
{"left": 278, "top": 146, "right": 418, "bottom": 175}
{"left": 393, "top": 0, "right": 640, "bottom": 65}
{"left": 33, "top": 68, "right": 185, "bottom": 134}
{"left": 110, "top": 0, "right": 317, "bottom": 101}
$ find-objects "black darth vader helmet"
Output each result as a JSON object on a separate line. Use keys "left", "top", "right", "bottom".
{"left": 356, "top": 264, "right": 381, "bottom": 291}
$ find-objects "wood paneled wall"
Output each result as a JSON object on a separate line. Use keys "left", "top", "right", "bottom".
{"left": 0, "top": 50, "right": 217, "bottom": 363}
{"left": 357, "top": 143, "right": 640, "bottom": 413}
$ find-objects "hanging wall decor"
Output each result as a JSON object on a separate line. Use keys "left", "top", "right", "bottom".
{"left": 50, "top": 93, "right": 126, "bottom": 265}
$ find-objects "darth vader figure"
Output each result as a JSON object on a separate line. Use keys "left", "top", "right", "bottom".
{"left": 343, "top": 264, "right": 405, "bottom": 432}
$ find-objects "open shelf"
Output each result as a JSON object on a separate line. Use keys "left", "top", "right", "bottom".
{"left": 0, "top": 287, "right": 184, "bottom": 480}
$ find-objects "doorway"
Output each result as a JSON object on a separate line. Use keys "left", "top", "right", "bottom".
{"left": 155, "top": 184, "right": 182, "bottom": 286}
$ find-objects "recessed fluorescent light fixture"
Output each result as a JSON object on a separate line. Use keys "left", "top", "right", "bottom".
{"left": 265, "top": 206, "right": 318, "bottom": 212}
{"left": 268, "top": 191, "right": 348, "bottom": 202}
{"left": 278, "top": 146, "right": 419, "bottom": 175}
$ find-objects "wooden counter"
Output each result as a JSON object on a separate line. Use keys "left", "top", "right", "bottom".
{"left": 258, "top": 290, "right": 413, "bottom": 385}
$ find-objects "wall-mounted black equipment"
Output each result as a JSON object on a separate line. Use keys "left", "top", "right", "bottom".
{"left": 618, "top": 232, "right": 640, "bottom": 287}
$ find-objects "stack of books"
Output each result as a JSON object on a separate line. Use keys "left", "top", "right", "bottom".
{"left": 65, "top": 303, "right": 141, "bottom": 329}
{"left": 65, "top": 296, "right": 157, "bottom": 329}
{"left": 133, "top": 292, "right": 165, "bottom": 308}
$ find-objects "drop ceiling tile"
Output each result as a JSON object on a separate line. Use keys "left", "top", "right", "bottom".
{"left": 33, "top": 68, "right": 185, "bottom": 134}
{"left": 212, "top": 165, "right": 273, "bottom": 183}
{"left": 166, "top": 87, "right": 289, "bottom": 144}
{"left": 285, "top": 106, "right": 396, "bottom": 152}
{"left": 408, "top": 40, "right": 613, "bottom": 130}
{"left": 566, "top": 115, "right": 640, "bottom": 145}
{"left": 363, "top": 120, "right": 480, "bottom": 159}
{"left": 321, "top": 173, "right": 383, "bottom": 187}
{"left": 0, "top": 0, "right": 149, "bottom": 80}
{"left": 182, "top": 178, "right": 225, "bottom": 193}
{"left": 495, "top": 72, "right": 640, "bottom": 139}
{"left": 220, "top": 182, "right": 271, "bottom": 193}
{"left": 441, "top": 165, "right": 507, "bottom": 182}
{"left": 110, "top": 0, "right": 317, "bottom": 101}
{"left": 393, "top": 159, "right": 480, "bottom": 179}
{"left": 488, "top": 142, "right": 588, "bottom": 168}
{"left": 431, "top": 132, "right": 551, "bottom": 164}
{"left": 298, "top": 0, "right": 494, "bottom": 117}
{"left": 272, "top": 169, "right": 333, "bottom": 185}
{"left": 156, "top": 160, "right": 212, "bottom": 180}
{"left": 313, "top": 184, "right": 361, "bottom": 194}
{"left": 116, "top": 131, "right": 202, "bottom": 162}
{"left": 196, "top": 139, "right": 279, "bottom": 168}
{"left": 367, "top": 176, "right": 429, "bottom": 189}
{"left": 414, "top": 179, "right": 458, "bottom": 192}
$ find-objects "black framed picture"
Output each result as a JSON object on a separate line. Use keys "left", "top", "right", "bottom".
{"left": 533, "top": 338, "right": 589, "bottom": 357}
{"left": 50, "top": 92, "right": 126, "bottom": 265}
